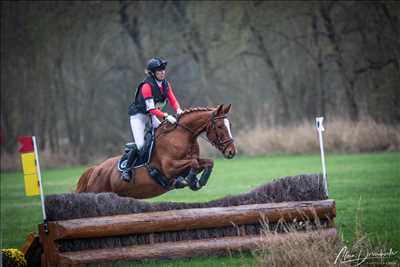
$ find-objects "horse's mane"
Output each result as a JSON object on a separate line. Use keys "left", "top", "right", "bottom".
{"left": 158, "top": 106, "right": 214, "bottom": 130}
{"left": 179, "top": 106, "right": 214, "bottom": 117}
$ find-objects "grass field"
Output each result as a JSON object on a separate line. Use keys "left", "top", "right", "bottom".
{"left": 1, "top": 152, "right": 399, "bottom": 266}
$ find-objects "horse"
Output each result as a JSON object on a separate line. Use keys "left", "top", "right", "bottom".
{"left": 75, "top": 104, "right": 236, "bottom": 199}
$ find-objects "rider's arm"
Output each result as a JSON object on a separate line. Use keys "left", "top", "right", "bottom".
{"left": 167, "top": 82, "right": 182, "bottom": 113}
{"left": 141, "top": 83, "right": 167, "bottom": 118}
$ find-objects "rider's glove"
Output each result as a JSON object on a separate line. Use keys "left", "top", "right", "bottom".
{"left": 165, "top": 114, "right": 177, "bottom": 124}
{"left": 177, "top": 108, "right": 183, "bottom": 115}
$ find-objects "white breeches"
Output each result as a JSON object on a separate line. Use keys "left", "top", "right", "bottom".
{"left": 130, "top": 113, "right": 161, "bottom": 150}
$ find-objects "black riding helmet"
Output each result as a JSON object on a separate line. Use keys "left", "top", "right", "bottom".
{"left": 146, "top": 57, "right": 168, "bottom": 73}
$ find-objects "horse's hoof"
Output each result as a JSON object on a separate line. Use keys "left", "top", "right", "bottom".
{"left": 189, "top": 179, "right": 201, "bottom": 191}
{"left": 199, "top": 167, "right": 213, "bottom": 186}
{"left": 173, "top": 177, "right": 188, "bottom": 189}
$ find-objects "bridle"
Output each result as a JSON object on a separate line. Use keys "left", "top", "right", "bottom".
{"left": 174, "top": 112, "right": 234, "bottom": 154}
{"left": 206, "top": 113, "right": 235, "bottom": 154}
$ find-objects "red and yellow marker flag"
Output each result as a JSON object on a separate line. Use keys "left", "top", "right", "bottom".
{"left": 18, "top": 136, "right": 40, "bottom": 196}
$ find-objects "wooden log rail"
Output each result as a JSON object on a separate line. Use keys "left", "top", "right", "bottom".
{"left": 58, "top": 229, "right": 337, "bottom": 265}
{"left": 39, "top": 199, "right": 336, "bottom": 266}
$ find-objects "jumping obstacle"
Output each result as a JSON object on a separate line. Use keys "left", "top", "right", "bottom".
{"left": 39, "top": 200, "right": 336, "bottom": 266}
{"left": 26, "top": 174, "right": 336, "bottom": 266}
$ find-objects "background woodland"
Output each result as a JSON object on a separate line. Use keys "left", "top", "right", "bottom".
{"left": 1, "top": 1, "right": 399, "bottom": 168}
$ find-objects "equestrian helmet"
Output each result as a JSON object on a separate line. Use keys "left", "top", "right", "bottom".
{"left": 146, "top": 57, "right": 168, "bottom": 73}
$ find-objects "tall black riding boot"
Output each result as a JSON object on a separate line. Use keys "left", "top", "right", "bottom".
{"left": 121, "top": 148, "right": 138, "bottom": 182}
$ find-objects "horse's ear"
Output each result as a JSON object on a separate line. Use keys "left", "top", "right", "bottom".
{"left": 216, "top": 104, "right": 224, "bottom": 115}
{"left": 223, "top": 104, "right": 231, "bottom": 114}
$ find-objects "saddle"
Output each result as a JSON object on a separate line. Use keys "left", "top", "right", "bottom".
{"left": 117, "top": 121, "right": 200, "bottom": 190}
{"left": 117, "top": 127, "right": 155, "bottom": 172}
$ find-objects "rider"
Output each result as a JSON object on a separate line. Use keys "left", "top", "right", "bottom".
{"left": 121, "top": 57, "right": 183, "bottom": 182}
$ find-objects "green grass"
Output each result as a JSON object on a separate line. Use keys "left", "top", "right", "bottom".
{"left": 1, "top": 152, "right": 399, "bottom": 266}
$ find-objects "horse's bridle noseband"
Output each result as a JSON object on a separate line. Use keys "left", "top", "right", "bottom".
{"left": 205, "top": 113, "right": 234, "bottom": 154}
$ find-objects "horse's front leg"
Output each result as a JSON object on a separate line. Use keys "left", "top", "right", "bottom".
{"left": 197, "top": 158, "right": 214, "bottom": 187}
{"left": 160, "top": 158, "right": 200, "bottom": 180}
{"left": 160, "top": 158, "right": 201, "bottom": 189}
{"left": 182, "top": 158, "right": 214, "bottom": 191}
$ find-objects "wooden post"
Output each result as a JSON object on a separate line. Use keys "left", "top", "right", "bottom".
{"left": 39, "top": 224, "right": 59, "bottom": 266}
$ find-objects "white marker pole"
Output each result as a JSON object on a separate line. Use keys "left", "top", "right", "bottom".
{"left": 316, "top": 117, "right": 328, "bottom": 196}
{"left": 32, "top": 136, "right": 48, "bottom": 232}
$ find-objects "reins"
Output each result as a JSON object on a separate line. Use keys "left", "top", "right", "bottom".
{"left": 157, "top": 113, "right": 234, "bottom": 153}
{"left": 176, "top": 120, "right": 210, "bottom": 144}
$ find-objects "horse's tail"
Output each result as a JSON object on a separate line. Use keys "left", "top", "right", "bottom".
{"left": 76, "top": 167, "right": 94, "bottom": 193}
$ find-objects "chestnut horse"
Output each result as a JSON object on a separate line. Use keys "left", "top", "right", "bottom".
{"left": 76, "top": 104, "right": 236, "bottom": 199}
